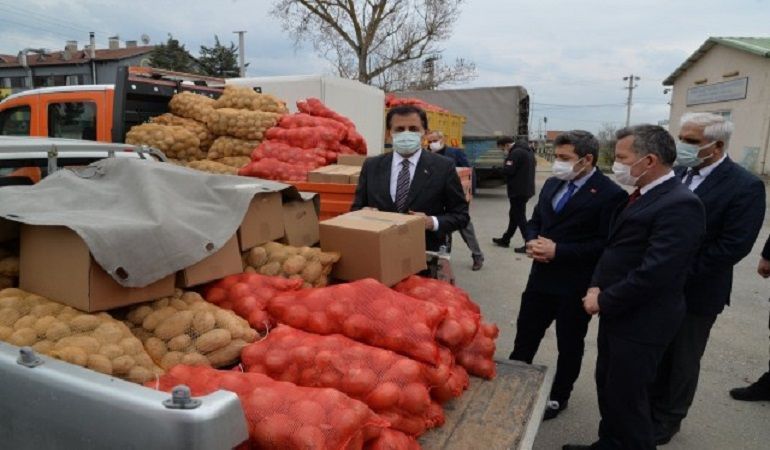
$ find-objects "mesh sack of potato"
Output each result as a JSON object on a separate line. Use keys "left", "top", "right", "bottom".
{"left": 169, "top": 91, "right": 215, "bottom": 123}
{"left": 215, "top": 156, "right": 251, "bottom": 169}
{"left": 150, "top": 113, "right": 215, "bottom": 151}
{"left": 186, "top": 160, "right": 238, "bottom": 175}
{"left": 206, "top": 136, "right": 260, "bottom": 159}
{"left": 125, "top": 123, "right": 204, "bottom": 161}
{"left": 206, "top": 108, "right": 282, "bottom": 141}
{"left": 124, "top": 290, "right": 258, "bottom": 370}
{"left": 244, "top": 241, "right": 340, "bottom": 288}
{"left": 213, "top": 85, "right": 288, "bottom": 114}
{"left": 0, "top": 288, "right": 163, "bottom": 383}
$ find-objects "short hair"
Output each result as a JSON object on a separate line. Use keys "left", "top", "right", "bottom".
{"left": 616, "top": 124, "right": 676, "bottom": 166}
{"left": 386, "top": 105, "right": 428, "bottom": 131}
{"left": 496, "top": 136, "right": 514, "bottom": 146}
{"left": 554, "top": 130, "right": 599, "bottom": 166}
{"left": 680, "top": 112, "right": 734, "bottom": 146}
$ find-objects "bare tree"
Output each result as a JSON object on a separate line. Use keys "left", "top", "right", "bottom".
{"left": 596, "top": 122, "right": 619, "bottom": 169}
{"left": 271, "top": 0, "right": 476, "bottom": 90}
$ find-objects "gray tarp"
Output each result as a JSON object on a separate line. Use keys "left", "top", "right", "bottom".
{"left": 396, "top": 86, "right": 528, "bottom": 137}
{"left": 0, "top": 158, "right": 292, "bottom": 288}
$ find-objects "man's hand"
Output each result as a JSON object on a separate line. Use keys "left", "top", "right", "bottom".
{"left": 409, "top": 211, "right": 434, "bottom": 230}
{"left": 583, "top": 288, "right": 601, "bottom": 315}
{"left": 759, "top": 257, "right": 770, "bottom": 278}
{"left": 529, "top": 236, "right": 556, "bottom": 263}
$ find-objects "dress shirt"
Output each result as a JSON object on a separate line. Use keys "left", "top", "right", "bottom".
{"left": 640, "top": 170, "right": 676, "bottom": 195}
{"left": 551, "top": 167, "right": 597, "bottom": 209}
{"left": 682, "top": 154, "right": 727, "bottom": 191}
{"left": 390, "top": 150, "right": 439, "bottom": 231}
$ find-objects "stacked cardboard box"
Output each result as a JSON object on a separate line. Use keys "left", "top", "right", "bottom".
{"left": 457, "top": 167, "right": 473, "bottom": 203}
{"left": 307, "top": 165, "right": 361, "bottom": 184}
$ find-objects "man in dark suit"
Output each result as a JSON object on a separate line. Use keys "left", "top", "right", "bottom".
{"left": 650, "top": 113, "right": 766, "bottom": 444}
{"left": 351, "top": 105, "right": 469, "bottom": 252}
{"left": 509, "top": 130, "right": 627, "bottom": 420}
{"left": 493, "top": 136, "right": 536, "bottom": 253}
{"left": 730, "top": 234, "right": 770, "bottom": 402}
{"left": 564, "top": 125, "right": 705, "bottom": 450}
{"left": 426, "top": 130, "right": 484, "bottom": 271}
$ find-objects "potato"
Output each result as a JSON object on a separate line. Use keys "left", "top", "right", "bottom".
{"left": 267, "top": 248, "right": 290, "bottom": 264}
{"left": 13, "top": 315, "right": 36, "bottom": 331}
{"left": 33, "top": 316, "right": 59, "bottom": 337}
{"left": 57, "top": 307, "right": 79, "bottom": 323}
{"left": 153, "top": 298, "right": 171, "bottom": 309}
{"left": 244, "top": 266, "right": 257, "bottom": 274}
{"left": 0, "top": 325, "right": 13, "bottom": 340}
{"left": 55, "top": 336, "right": 100, "bottom": 354}
{"left": 169, "top": 92, "right": 215, "bottom": 123}
{"left": 181, "top": 292, "right": 202, "bottom": 305}
{"left": 120, "top": 337, "right": 145, "bottom": 355}
{"left": 0, "top": 296, "right": 21, "bottom": 309}
{"left": 111, "top": 355, "right": 136, "bottom": 375}
{"left": 160, "top": 351, "right": 184, "bottom": 369}
{"left": 214, "top": 310, "right": 245, "bottom": 336}
{"left": 245, "top": 247, "right": 268, "bottom": 268}
{"left": 144, "top": 337, "right": 167, "bottom": 361}
{"left": 70, "top": 314, "right": 101, "bottom": 332}
{"left": 205, "top": 108, "right": 281, "bottom": 141}
{"left": 262, "top": 242, "right": 284, "bottom": 254}
{"left": 259, "top": 261, "right": 281, "bottom": 277}
{"left": 167, "top": 334, "right": 191, "bottom": 352}
{"left": 0, "top": 307, "right": 20, "bottom": 326}
{"left": 195, "top": 329, "right": 231, "bottom": 353}
{"left": 127, "top": 366, "right": 154, "bottom": 384}
{"left": 133, "top": 353, "right": 156, "bottom": 369}
{"left": 31, "top": 302, "right": 61, "bottom": 318}
{"left": 318, "top": 251, "right": 341, "bottom": 265}
{"left": 8, "top": 327, "right": 37, "bottom": 346}
{"left": 52, "top": 346, "right": 88, "bottom": 366}
{"left": 169, "top": 298, "right": 189, "bottom": 311}
{"left": 298, "top": 246, "right": 317, "bottom": 260}
{"left": 98, "top": 344, "right": 124, "bottom": 359}
{"left": 206, "top": 136, "right": 261, "bottom": 159}
{"left": 217, "top": 156, "right": 251, "bottom": 168}
{"left": 150, "top": 113, "right": 215, "bottom": 151}
{"left": 31, "top": 340, "right": 54, "bottom": 354}
{"left": 130, "top": 327, "right": 154, "bottom": 343}
{"left": 282, "top": 255, "right": 306, "bottom": 276}
{"left": 154, "top": 310, "right": 194, "bottom": 340}
{"left": 181, "top": 352, "right": 210, "bottom": 367}
{"left": 92, "top": 322, "right": 124, "bottom": 344}
{"left": 192, "top": 311, "right": 216, "bottom": 335}
{"left": 126, "top": 305, "right": 153, "bottom": 326}
{"left": 0, "top": 289, "right": 25, "bottom": 299}
{"left": 301, "top": 261, "right": 324, "bottom": 284}
{"left": 205, "top": 340, "right": 247, "bottom": 367}
{"left": 126, "top": 123, "right": 203, "bottom": 162}
{"left": 87, "top": 354, "right": 113, "bottom": 375}
{"left": 142, "top": 307, "right": 177, "bottom": 331}
{"left": 45, "top": 321, "right": 72, "bottom": 341}
{"left": 213, "top": 86, "right": 288, "bottom": 114}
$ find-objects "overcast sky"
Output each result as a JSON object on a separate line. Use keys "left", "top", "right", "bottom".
{"left": 1, "top": 0, "right": 768, "bottom": 135}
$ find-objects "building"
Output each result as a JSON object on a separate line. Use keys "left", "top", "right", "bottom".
{"left": 0, "top": 37, "right": 154, "bottom": 99}
{"left": 664, "top": 37, "right": 770, "bottom": 175}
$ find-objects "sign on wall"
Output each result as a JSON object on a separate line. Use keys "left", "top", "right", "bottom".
{"left": 686, "top": 77, "right": 748, "bottom": 106}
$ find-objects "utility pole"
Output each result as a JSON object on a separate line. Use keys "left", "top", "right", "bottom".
{"left": 233, "top": 30, "right": 246, "bottom": 77}
{"left": 623, "top": 74, "right": 640, "bottom": 127}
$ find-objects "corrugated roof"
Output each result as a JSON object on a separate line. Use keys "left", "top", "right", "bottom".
{"left": 663, "top": 37, "right": 770, "bottom": 86}
{"left": 0, "top": 46, "right": 155, "bottom": 68}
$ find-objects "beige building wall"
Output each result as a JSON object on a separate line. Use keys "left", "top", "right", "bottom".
{"left": 668, "top": 45, "right": 770, "bottom": 175}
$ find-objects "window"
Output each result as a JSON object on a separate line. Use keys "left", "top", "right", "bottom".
{"left": 48, "top": 102, "right": 96, "bottom": 140}
{"left": 0, "top": 106, "right": 31, "bottom": 136}
{"left": 709, "top": 110, "right": 732, "bottom": 121}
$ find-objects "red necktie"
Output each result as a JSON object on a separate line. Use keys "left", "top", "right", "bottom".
{"left": 626, "top": 188, "right": 641, "bottom": 207}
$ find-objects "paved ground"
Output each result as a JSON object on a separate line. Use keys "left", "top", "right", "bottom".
{"left": 449, "top": 171, "right": 770, "bottom": 450}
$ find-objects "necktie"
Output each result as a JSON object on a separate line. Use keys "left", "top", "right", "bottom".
{"left": 683, "top": 169, "right": 700, "bottom": 188}
{"left": 554, "top": 182, "right": 577, "bottom": 213}
{"left": 626, "top": 188, "right": 641, "bottom": 207}
{"left": 395, "top": 159, "right": 411, "bottom": 212}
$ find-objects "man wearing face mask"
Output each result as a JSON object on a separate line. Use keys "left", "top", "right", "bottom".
{"left": 509, "top": 130, "right": 627, "bottom": 421}
{"left": 493, "top": 136, "right": 537, "bottom": 253}
{"left": 648, "top": 113, "right": 766, "bottom": 445}
{"left": 425, "top": 131, "right": 484, "bottom": 270}
{"left": 564, "top": 125, "right": 705, "bottom": 450}
{"left": 351, "top": 105, "right": 469, "bottom": 253}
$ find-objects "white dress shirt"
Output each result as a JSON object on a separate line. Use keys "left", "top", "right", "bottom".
{"left": 640, "top": 170, "right": 676, "bottom": 195}
{"left": 551, "top": 168, "right": 597, "bottom": 209}
{"left": 681, "top": 154, "right": 727, "bottom": 191}
{"left": 390, "top": 151, "right": 439, "bottom": 231}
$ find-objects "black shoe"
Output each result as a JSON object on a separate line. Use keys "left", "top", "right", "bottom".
{"left": 492, "top": 238, "right": 510, "bottom": 248}
{"left": 543, "top": 399, "right": 568, "bottom": 420}
{"left": 513, "top": 246, "right": 527, "bottom": 254}
{"left": 654, "top": 422, "right": 681, "bottom": 446}
{"left": 472, "top": 255, "right": 484, "bottom": 271}
{"left": 729, "top": 372, "right": 770, "bottom": 401}
{"left": 562, "top": 444, "right": 598, "bottom": 450}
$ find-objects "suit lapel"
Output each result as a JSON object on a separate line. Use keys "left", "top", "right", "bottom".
{"left": 406, "top": 151, "right": 432, "bottom": 209}
{"left": 551, "top": 171, "right": 602, "bottom": 224}
{"left": 608, "top": 177, "right": 677, "bottom": 239}
{"left": 694, "top": 158, "right": 732, "bottom": 197}
{"left": 378, "top": 153, "right": 396, "bottom": 210}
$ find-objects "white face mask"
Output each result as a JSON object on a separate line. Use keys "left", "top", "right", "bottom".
{"left": 392, "top": 131, "right": 423, "bottom": 156}
{"left": 429, "top": 141, "right": 443, "bottom": 152}
{"left": 612, "top": 157, "right": 648, "bottom": 186}
{"left": 552, "top": 158, "right": 584, "bottom": 181}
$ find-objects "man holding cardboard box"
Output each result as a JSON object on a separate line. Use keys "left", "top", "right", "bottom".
{"left": 351, "top": 105, "right": 469, "bottom": 253}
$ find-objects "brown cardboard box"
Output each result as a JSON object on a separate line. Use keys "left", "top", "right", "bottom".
{"left": 178, "top": 235, "right": 243, "bottom": 288}
{"left": 282, "top": 197, "right": 320, "bottom": 247}
{"left": 19, "top": 225, "right": 175, "bottom": 312}
{"left": 456, "top": 167, "right": 473, "bottom": 202}
{"left": 307, "top": 165, "right": 361, "bottom": 184}
{"left": 238, "top": 192, "right": 284, "bottom": 251}
{"left": 320, "top": 210, "right": 426, "bottom": 286}
{"left": 336, "top": 154, "right": 368, "bottom": 167}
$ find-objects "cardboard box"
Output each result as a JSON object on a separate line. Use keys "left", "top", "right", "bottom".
{"left": 19, "top": 225, "right": 175, "bottom": 312}
{"left": 238, "top": 192, "right": 284, "bottom": 251}
{"left": 178, "top": 235, "right": 243, "bottom": 288}
{"left": 307, "top": 165, "right": 361, "bottom": 184}
{"left": 282, "top": 197, "right": 320, "bottom": 247}
{"left": 320, "top": 210, "right": 426, "bottom": 286}
{"left": 337, "top": 154, "right": 368, "bottom": 167}
{"left": 456, "top": 167, "right": 473, "bottom": 203}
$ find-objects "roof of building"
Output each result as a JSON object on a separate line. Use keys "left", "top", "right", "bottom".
{"left": 546, "top": 130, "right": 566, "bottom": 141}
{"left": 663, "top": 37, "right": 770, "bottom": 86}
{"left": 0, "top": 46, "right": 155, "bottom": 69}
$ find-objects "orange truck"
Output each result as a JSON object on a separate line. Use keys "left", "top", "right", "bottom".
{"left": 0, "top": 66, "right": 223, "bottom": 142}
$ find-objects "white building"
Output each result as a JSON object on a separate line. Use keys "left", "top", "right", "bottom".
{"left": 664, "top": 37, "right": 770, "bottom": 175}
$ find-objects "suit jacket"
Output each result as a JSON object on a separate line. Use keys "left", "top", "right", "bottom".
{"left": 675, "top": 159, "right": 766, "bottom": 316}
{"left": 350, "top": 150, "right": 470, "bottom": 251}
{"left": 524, "top": 170, "right": 628, "bottom": 297}
{"left": 502, "top": 145, "right": 536, "bottom": 198}
{"left": 436, "top": 147, "right": 470, "bottom": 168}
{"left": 763, "top": 235, "right": 770, "bottom": 261}
{"left": 591, "top": 177, "right": 706, "bottom": 345}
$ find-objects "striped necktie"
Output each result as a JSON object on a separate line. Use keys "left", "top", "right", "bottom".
{"left": 395, "top": 159, "right": 411, "bottom": 212}
{"left": 683, "top": 169, "right": 700, "bottom": 188}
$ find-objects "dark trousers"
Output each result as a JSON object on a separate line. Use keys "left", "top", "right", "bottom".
{"left": 509, "top": 290, "right": 591, "bottom": 403}
{"left": 596, "top": 323, "right": 665, "bottom": 450}
{"left": 446, "top": 221, "right": 483, "bottom": 258}
{"left": 501, "top": 195, "right": 528, "bottom": 243}
{"left": 650, "top": 312, "right": 717, "bottom": 431}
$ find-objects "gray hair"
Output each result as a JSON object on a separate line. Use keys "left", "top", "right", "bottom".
{"left": 616, "top": 124, "right": 677, "bottom": 166}
{"left": 680, "top": 112, "right": 734, "bottom": 146}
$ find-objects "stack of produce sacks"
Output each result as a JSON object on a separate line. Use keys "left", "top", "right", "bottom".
{"left": 125, "top": 122, "right": 205, "bottom": 161}
{"left": 123, "top": 289, "right": 258, "bottom": 370}
{"left": 151, "top": 113, "right": 216, "bottom": 152}
{"left": 169, "top": 91, "right": 216, "bottom": 123}
{"left": 185, "top": 160, "right": 238, "bottom": 175}
{"left": 0, "top": 243, "right": 19, "bottom": 289}
{"left": 146, "top": 365, "right": 389, "bottom": 449}
{"left": 242, "top": 242, "right": 340, "bottom": 288}
{"left": 239, "top": 98, "right": 367, "bottom": 181}
{"left": 385, "top": 94, "right": 449, "bottom": 113}
{"left": 0, "top": 288, "right": 162, "bottom": 383}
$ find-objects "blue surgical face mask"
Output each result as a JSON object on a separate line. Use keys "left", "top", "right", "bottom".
{"left": 392, "top": 131, "right": 423, "bottom": 156}
{"left": 675, "top": 141, "right": 716, "bottom": 168}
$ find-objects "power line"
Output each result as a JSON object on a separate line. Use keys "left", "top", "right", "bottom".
{"left": 534, "top": 102, "right": 625, "bottom": 108}
{"left": 0, "top": 17, "right": 81, "bottom": 41}
{"left": 0, "top": 1, "right": 110, "bottom": 35}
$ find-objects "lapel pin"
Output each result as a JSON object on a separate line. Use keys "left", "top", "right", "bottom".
{"left": 590, "top": 188, "right": 597, "bottom": 194}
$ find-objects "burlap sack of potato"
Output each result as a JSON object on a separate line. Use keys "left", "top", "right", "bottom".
{"left": 243, "top": 242, "right": 340, "bottom": 288}
{"left": 169, "top": 91, "right": 216, "bottom": 124}
{"left": 215, "top": 156, "right": 252, "bottom": 169}
{"left": 206, "top": 108, "right": 282, "bottom": 141}
{"left": 0, "top": 288, "right": 163, "bottom": 383}
{"left": 125, "top": 123, "right": 205, "bottom": 161}
{"left": 150, "top": 113, "right": 215, "bottom": 151}
{"left": 213, "top": 85, "right": 288, "bottom": 114}
{"left": 186, "top": 160, "right": 238, "bottom": 176}
{"left": 206, "top": 136, "right": 260, "bottom": 159}
{"left": 124, "top": 290, "right": 258, "bottom": 370}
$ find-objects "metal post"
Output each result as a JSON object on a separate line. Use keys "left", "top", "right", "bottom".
{"left": 90, "top": 32, "right": 97, "bottom": 84}
{"left": 234, "top": 31, "right": 246, "bottom": 77}
{"left": 623, "top": 74, "right": 639, "bottom": 127}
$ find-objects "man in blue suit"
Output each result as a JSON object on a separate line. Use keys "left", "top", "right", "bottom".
{"left": 650, "top": 113, "right": 766, "bottom": 445}
{"left": 564, "top": 125, "right": 705, "bottom": 450}
{"left": 509, "top": 130, "right": 627, "bottom": 420}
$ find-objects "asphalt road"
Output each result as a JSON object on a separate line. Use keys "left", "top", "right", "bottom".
{"left": 449, "top": 171, "right": 770, "bottom": 450}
